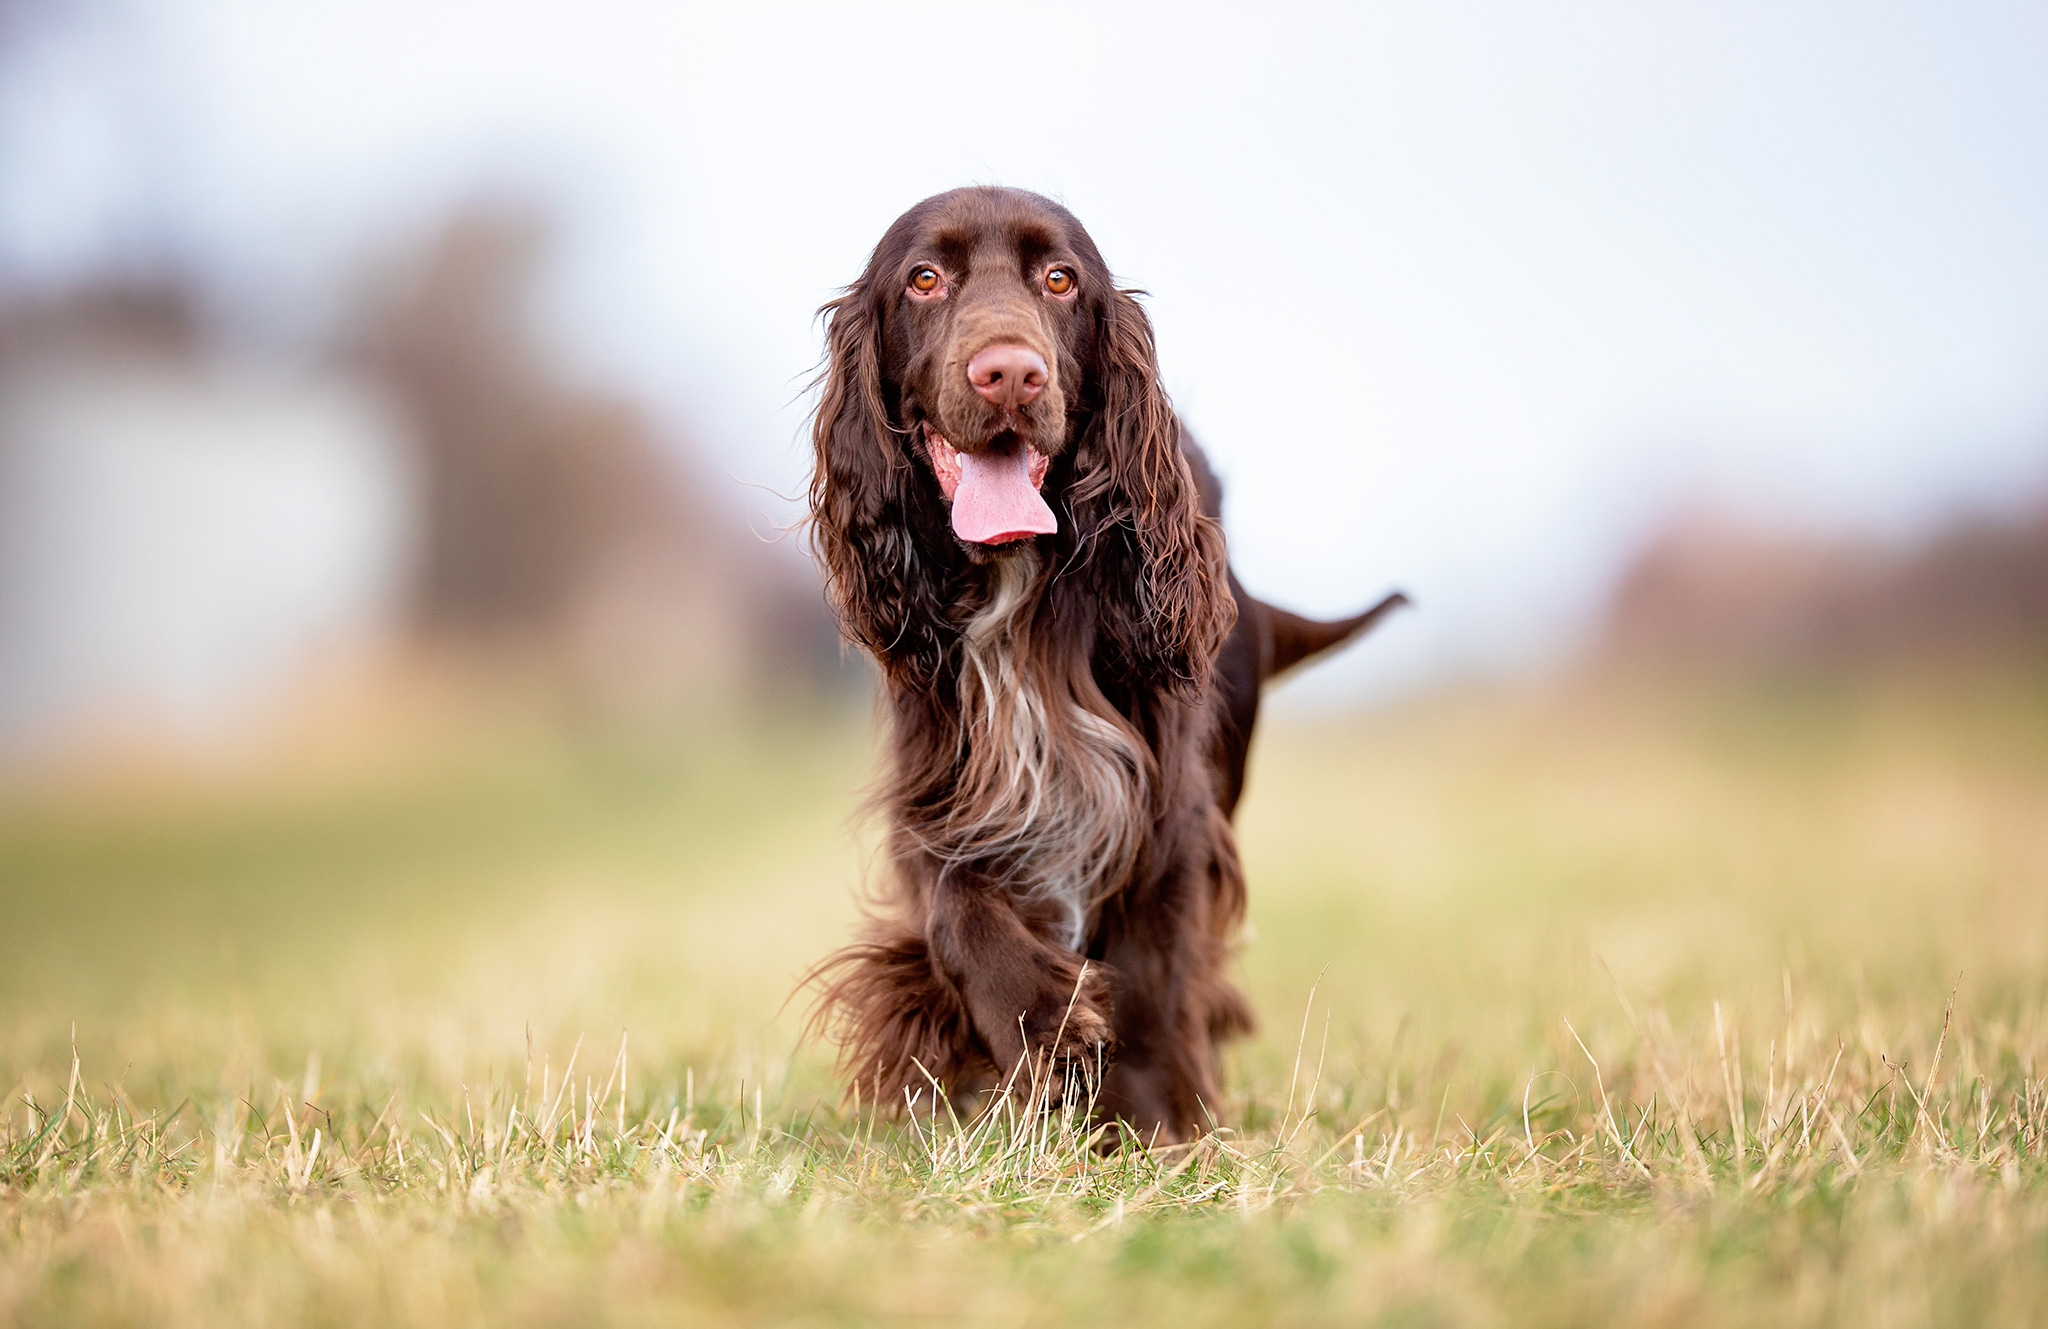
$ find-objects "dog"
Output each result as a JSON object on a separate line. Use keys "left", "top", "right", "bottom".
{"left": 806, "top": 186, "right": 1403, "bottom": 1144}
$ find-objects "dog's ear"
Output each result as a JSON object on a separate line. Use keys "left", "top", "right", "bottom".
{"left": 809, "top": 282, "right": 950, "bottom": 682}
{"left": 1068, "top": 287, "right": 1235, "bottom": 696}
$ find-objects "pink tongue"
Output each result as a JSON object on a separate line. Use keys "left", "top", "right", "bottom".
{"left": 951, "top": 447, "right": 1057, "bottom": 545}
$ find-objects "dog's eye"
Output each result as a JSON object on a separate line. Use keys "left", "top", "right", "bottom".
{"left": 909, "top": 267, "right": 941, "bottom": 294}
{"left": 1044, "top": 268, "right": 1074, "bottom": 296}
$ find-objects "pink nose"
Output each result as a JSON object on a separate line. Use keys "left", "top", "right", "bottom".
{"left": 967, "top": 344, "right": 1047, "bottom": 410}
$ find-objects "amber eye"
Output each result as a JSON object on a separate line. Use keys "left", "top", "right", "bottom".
{"left": 910, "top": 267, "right": 940, "bottom": 294}
{"left": 1044, "top": 267, "right": 1074, "bottom": 295}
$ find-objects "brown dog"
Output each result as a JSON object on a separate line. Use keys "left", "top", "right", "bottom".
{"left": 807, "top": 186, "right": 1403, "bottom": 1144}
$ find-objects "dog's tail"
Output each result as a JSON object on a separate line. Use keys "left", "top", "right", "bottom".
{"left": 1257, "top": 590, "right": 1409, "bottom": 681}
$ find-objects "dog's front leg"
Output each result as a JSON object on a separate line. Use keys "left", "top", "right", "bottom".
{"left": 1091, "top": 810, "right": 1246, "bottom": 1147}
{"left": 925, "top": 873, "right": 1114, "bottom": 1090}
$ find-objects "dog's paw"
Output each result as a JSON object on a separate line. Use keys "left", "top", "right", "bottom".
{"left": 1040, "top": 998, "right": 1112, "bottom": 1082}
{"left": 1002, "top": 955, "right": 1113, "bottom": 1102}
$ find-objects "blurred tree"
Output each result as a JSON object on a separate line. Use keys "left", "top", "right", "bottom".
{"left": 352, "top": 202, "right": 842, "bottom": 711}
{"left": 1603, "top": 495, "right": 2048, "bottom": 671}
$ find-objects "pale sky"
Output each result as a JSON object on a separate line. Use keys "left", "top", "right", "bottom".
{"left": 5, "top": 0, "right": 2046, "bottom": 698}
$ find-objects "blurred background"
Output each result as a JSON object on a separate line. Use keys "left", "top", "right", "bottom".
{"left": 1, "top": 0, "right": 2046, "bottom": 1067}
{"left": 2, "top": 0, "right": 2046, "bottom": 765}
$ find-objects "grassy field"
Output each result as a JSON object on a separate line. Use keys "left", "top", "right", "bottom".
{"left": 3, "top": 674, "right": 2046, "bottom": 1326}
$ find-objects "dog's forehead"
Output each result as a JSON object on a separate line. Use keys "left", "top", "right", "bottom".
{"left": 897, "top": 189, "right": 1089, "bottom": 269}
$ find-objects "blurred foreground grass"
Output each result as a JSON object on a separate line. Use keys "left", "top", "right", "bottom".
{"left": 3, "top": 674, "right": 2047, "bottom": 1326}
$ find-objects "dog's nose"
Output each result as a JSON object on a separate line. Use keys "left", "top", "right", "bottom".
{"left": 967, "top": 344, "right": 1047, "bottom": 410}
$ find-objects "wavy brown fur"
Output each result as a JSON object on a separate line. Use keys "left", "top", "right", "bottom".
{"left": 805, "top": 188, "right": 1401, "bottom": 1144}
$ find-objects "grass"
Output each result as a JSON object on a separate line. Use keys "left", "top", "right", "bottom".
{"left": 2, "top": 672, "right": 2046, "bottom": 1326}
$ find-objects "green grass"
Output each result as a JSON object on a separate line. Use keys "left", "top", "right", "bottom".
{"left": 3, "top": 675, "right": 2047, "bottom": 1326}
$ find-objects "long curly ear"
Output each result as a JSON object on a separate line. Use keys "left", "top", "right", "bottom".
{"left": 809, "top": 284, "right": 950, "bottom": 681}
{"left": 1069, "top": 287, "right": 1235, "bottom": 695}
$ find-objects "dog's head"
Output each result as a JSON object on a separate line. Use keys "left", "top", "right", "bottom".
{"left": 811, "top": 187, "right": 1231, "bottom": 691}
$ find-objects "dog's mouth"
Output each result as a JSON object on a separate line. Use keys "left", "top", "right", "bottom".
{"left": 924, "top": 424, "right": 1056, "bottom": 546}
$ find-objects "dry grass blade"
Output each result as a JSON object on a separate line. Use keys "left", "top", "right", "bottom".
{"left": 1564, "top": 1016, "right": 1652, "bottom": 1180}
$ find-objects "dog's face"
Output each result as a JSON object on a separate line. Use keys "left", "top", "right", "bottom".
{"left": 869, "top": 188, "right": 1109, "bottom": 547}
{"left": 812, "top": 186, "right": 1231, "bottom": 690}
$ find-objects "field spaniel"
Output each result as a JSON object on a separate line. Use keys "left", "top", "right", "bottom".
{"left": 808, "top": 186, "right": 1403, "bottom": 1145}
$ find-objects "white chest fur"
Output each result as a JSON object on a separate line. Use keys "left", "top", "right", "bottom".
{"left": 944, "top": 551, "right": 1150, "bottom": 950}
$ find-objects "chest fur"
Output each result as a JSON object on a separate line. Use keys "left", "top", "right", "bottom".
{"left": 942, "top": 553, "right": 1150, "bottom": 950}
